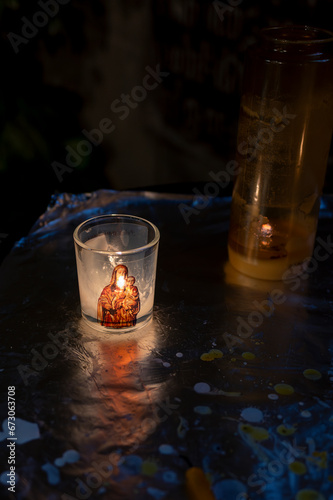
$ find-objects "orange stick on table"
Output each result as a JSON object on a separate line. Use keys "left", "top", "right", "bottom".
{"left": 185, "top": 466, "right": 216, "bottom": 500}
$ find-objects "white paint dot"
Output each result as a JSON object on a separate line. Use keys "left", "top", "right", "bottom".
{"left": 268, "top": 393, "right": 279, "bottom": 400}
{"left": 300, "top": 410, "right": 312, "bottom": 418}
{"left": 163, "top": 362, "right": 171, "bottom": 368}
{"left": 176, "top": 352, "right": 183, "bottom": 358}
{"left": 194, "top": 382, "right": 210, "bottom": 394}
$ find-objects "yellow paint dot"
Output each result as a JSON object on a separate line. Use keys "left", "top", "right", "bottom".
{"left": 231, "top": 357, "right": 236, "bottom": 362}
{"left": 239, "top": 424, "right": 269, "bottom": 442}
{"left": 200, "top": 353, "right": 213, "bottom": 361}
{"left": 242, "top": 352, "right": 256, "bottom": 360}
{"left": 141, "top": 460, "right": 158, "bottom": 476}
{"left": 200, "top": 349, "right": 223, "bottom": 361}
{"left": 303, "top": 368, "right": 322, "bottom": 381}
{"left": 276, "top": 424, "right": 296, "bottom": 436}
{"left": 210, "top": 349, "right": 223, "bottom": 358}
{"left": 310, "top": 451, "right": 328, "bottom": 469}
{"left": 295, "top": 489, "right": 325, "bottom": 500}
{"left": 289, "top": 461, "right": 307, "bottom": 475}
{"left": 220, "top": 390, "right": 241, "bottom": 397}
{"left": 274, "top": 383, "right": 294, "bottom": 395}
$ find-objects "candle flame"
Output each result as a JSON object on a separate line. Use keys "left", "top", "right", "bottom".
{"left": 117, "top": 275, "right": 126, "bottom": 289}
{"left": 260, "top": 222, "right": 273, "bottom": 246}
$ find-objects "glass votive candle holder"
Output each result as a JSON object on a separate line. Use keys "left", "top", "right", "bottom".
{"left": 73, "top": 214, "right": 160, "bottom": 333}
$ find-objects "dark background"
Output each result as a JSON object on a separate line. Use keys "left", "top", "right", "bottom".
{"left": 1, "top": 0, "right": 333, "bottom": 263}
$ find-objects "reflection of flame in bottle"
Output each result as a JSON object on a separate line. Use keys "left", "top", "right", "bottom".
{"left": 260, "top": 222, "right": 273, "bottom": 247}
{"left": 117, "top": 275, "right": 126, "bottom": 289}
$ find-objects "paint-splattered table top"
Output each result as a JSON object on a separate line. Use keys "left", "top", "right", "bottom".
{"left": 1, "top": 190, "right": 333, "bottom": 500}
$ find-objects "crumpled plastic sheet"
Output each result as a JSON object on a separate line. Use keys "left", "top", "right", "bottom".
{"left": 1, "top": 189, "right": 333, "bottom": 500}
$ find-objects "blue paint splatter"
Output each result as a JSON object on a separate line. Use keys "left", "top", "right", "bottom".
{"left": 54, "top": 449, "right": 80, "bottom": 467}
{"left": 213, "top": 479, "right": 247, "bottom": 500}
{"left": 159, "top": 444, "right": 176, "bottom": 455}
{"left": 147, "top": 486, "right": 167, "bottom": 499}
{"left": 0, "top": 418, "right": 40, "bottom": 444}
{"left": 42, "top": 463, "right": 60, "bottom": 485}
{"left": 163, "top": 470, "right": 179, "bottom": 483}
{"left": 240, "top": 407, "right": 264, "bottom": 423}
{"left": 0, "top": 470, "right": 19, "bottom": 485}
{"left": 120, "top": 455, "right": 143, "bottom": 474}
{"left": 194, "top": 406, "right": 212, "bottom": 415}
{"left": 194, "top": 382, "right": 210, "bottom": 394}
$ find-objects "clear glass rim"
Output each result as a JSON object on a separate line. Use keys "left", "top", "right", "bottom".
{"left": 73, "top": 214, "right": 160, "bottom": 255}
{"left": 261, "top": 25, "right": 333, "bottom": 45}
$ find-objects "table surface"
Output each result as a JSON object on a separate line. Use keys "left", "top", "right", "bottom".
{"left": 1, "top": 189, "right": 333, "bottom": 500}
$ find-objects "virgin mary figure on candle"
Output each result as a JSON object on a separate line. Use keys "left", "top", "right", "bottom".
{"left": 97, "top": 264, "right": 140, "bottom": 328}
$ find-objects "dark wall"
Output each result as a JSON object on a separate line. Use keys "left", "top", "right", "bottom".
{"left": 1, "top": 0, "right": 333, "bottom": 261}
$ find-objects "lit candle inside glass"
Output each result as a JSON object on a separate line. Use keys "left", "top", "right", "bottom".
{"left": 260, "top": 222, "right": 273, "bottom": 247}
{"left": 73, "top": 214, "right": 160, "bottom": 332}
{"left": 227, "top": 26, "right": 333, "bottom": 281}
{"left": 228, "top": 215, "right": 315, "bottom": 280}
